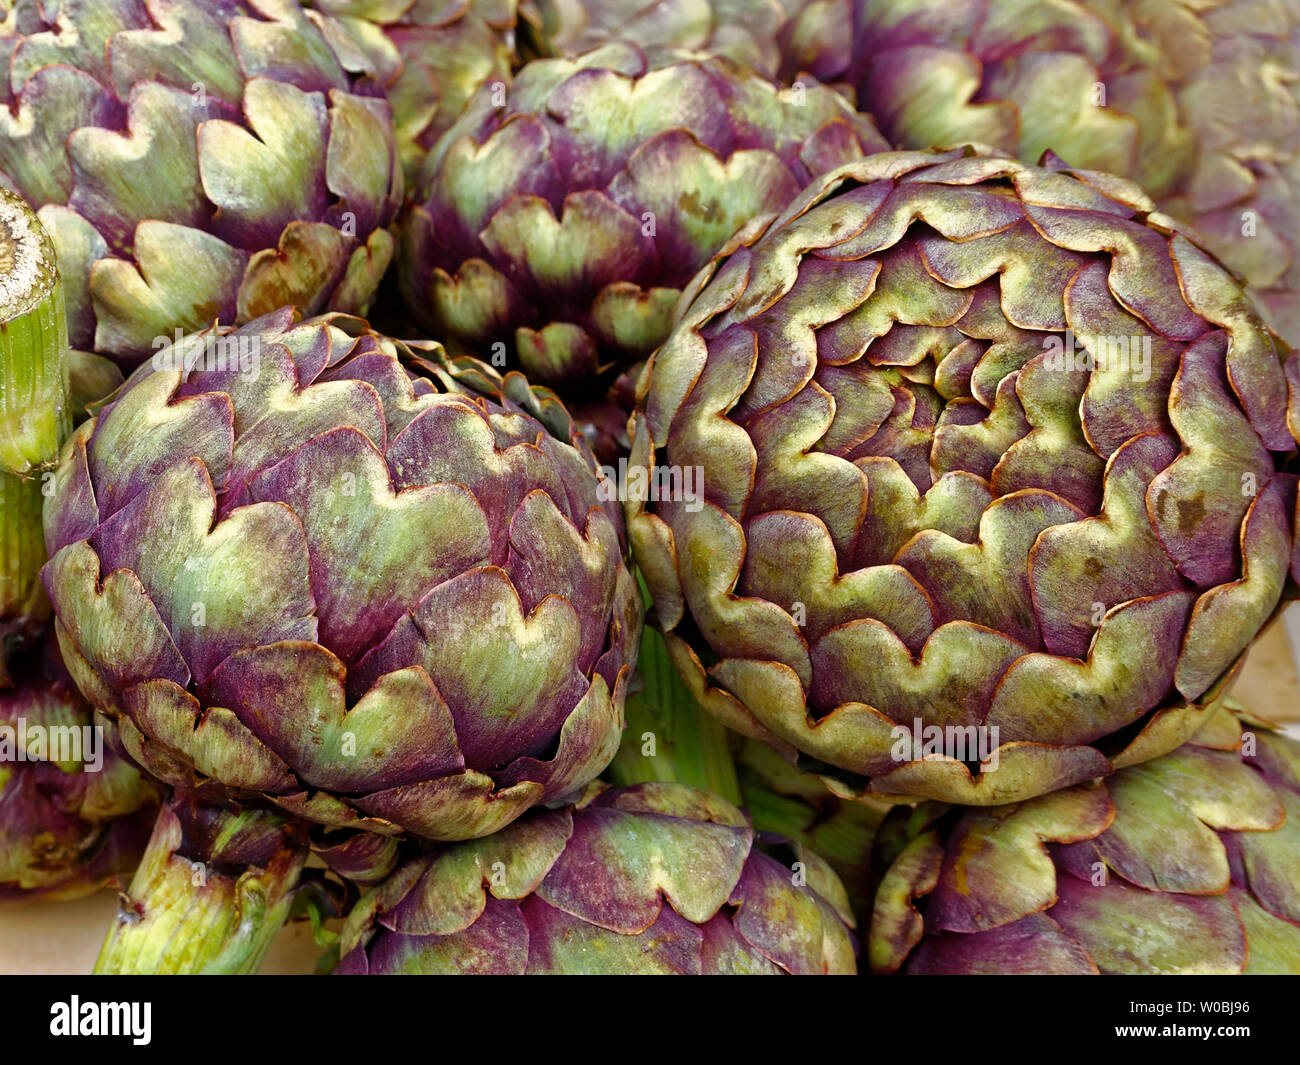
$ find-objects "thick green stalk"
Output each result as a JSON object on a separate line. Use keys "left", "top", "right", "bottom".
{"left": 95, "top": 798, "right": 308, "bottom": 975}
{"left": 0, "top": 189, "right": 69, "bottom": 685}
{"left": 607, "top": 624, "right": 743, "bottom": 805}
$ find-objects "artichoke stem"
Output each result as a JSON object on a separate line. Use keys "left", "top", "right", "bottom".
{"left": 0, "top": 470, "right": 49, "bottom": 686}
{"left": 607, "top": 624, "right": 744, "bottom": 805}
{"left": 0, "top": 188, "right": 69, "bottom": 684}
{"left": 94, "top": 798, "right": 308, "bottom": 975}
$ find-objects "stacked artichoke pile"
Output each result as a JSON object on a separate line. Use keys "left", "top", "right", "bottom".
{"left": 0, "top": 0, "right": 1297, "bottom": 977}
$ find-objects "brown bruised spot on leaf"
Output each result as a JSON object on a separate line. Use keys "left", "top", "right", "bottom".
{"left": 1152, "top": 488, "right": 1207, "bottom": 537}
{"left": 1176, "top": 495, "right": 1207, "bottom": 536}
{"left": 679, "top": 189, "right": 723, "bottom": 224}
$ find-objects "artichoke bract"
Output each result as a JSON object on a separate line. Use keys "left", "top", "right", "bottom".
{"left": 870, "top": 704, "right": 1300, "bottom": 975}
{"left": 0, "top": 0, "right": 402, "bottom": 366}
{"left": 1, "top": 644, "right": 158, "bottom": 902}
{"left": 335, "top": 781, "right": 857, "bottom": 974}
{"left": 398, "top": 41, "right": 888, "bottom": 404}
{"left": 308, "top": 0, "right": 521, "bottom": 183}
{"left": 629, "top": 146, "right": 1299, "bottom": 806}
{"left": 849, "top": 0, "right": 1300, "bottom": 345}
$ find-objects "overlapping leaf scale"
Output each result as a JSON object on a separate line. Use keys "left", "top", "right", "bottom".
{"left": 848, "top": 0, "right": 1300, "bottom": 346}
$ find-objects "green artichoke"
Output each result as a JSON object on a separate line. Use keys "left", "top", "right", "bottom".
{"left": 0, "top": 0, "right": 403, "bottom": 366}
{"left": 308, "top": 0, "right": 522, "bottom": 182}
{"left": 869, "top": 703, "right": 1300, "bottom": 974}
{"left": 335, "top": 780, "right": 858, "bottom": 974}
{"left": 0, "top": 185, "right": 68, "bottom": 683}
{"left": 629, "top": 146, "right": 1299, "bottom": 806}
{"left": 850, "top": 0, "right": 1300, "bottom": 344}
{"left": 39, "top": 308, "right": 640, "bottom": 970}
{"left": 398, "top": 41, "right": 887, "bottom": 406}
{"left": 1, "top": 642, "right": 158, "bottom": 902}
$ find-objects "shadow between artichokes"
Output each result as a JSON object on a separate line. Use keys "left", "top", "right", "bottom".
{"left": 627, "top": 145, "right": 1300, "bottom": 807}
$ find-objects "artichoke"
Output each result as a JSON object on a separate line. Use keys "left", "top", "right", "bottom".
{"left": 307, "top": 0, "right": 522, "bottom": 182}
{"left": 736, "top": 736, "right": 884, "bottom": 927}
{"left": 519, "top": 0, "right": 788, "bottom": 72}
{"left": 398, "top": 41, "right": 887, "bottom": 406}
{"left": 0, "top": 0, "right": 402, "bottom": 366}
{"left": 870, "top": 703, "right": 1300, "bottom": 974}
{"left": 335, "top": 780, "right": 858, "bottom": 974}
{"left": 95, "top": 793, "right": 311, "bottom": 974}
{"left": 849, "top": 0, "right": 1300, "bottom": 344}
{"left": 39, "top": 308, "right": 641, "bottom": 970}
{"left": 629, "top": 146, "right": 1299, "bottom": 806}
{"left": 1, "top": 642, "right": 158, "bottom": 902}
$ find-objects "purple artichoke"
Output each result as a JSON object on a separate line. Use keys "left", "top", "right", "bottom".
{"left": 518, "top": 0, "right": 857, "bottom": 92}
{"left": 42, "top": 309, "right": 641, "bottom": 846}
{"left": 0, "top": 0, "right": 403, "bottom": 366}
{"left": 335, "top": 781, "right": 858, "bottom": 974}
{"left": 870, "top": 702, "right": 1300, "bottom": 974}
{"left": 398, "top": 41, "right": 887, "bottom": 406}
{"left": 629, "top": 146, "right": 1299, "bottom": 806}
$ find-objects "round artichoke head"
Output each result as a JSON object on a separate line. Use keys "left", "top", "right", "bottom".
{"left": 849, "top": 0, "right": 1300, "bottom": 344}
{"left": 0, "top": 640, "right": 159, "bottom": 902}
{"left": 336, "top": 780, "right": 858, "bottom": 973}
{"left": 869, "top": 703, "right": 1300, "bottom": 974}
{"left": 0, "top": 0, "right": 403, "bottom": 366}
{"left": 629, "top": 146, "right": 1300, "bottom": 806}
{"left": 398, "top": 41, "right": 888, "bottom": 403}
{"left": 41, "top": 309, "right": 642, "bottom": 844}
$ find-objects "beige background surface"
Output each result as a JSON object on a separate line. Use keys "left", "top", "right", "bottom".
{"left": 2, "top": 604, "right": 1298, "bottom": 976}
